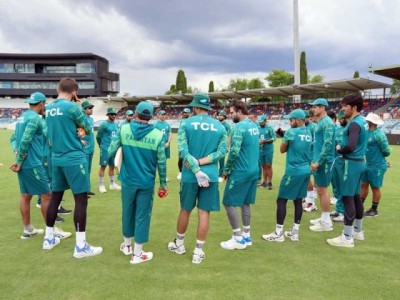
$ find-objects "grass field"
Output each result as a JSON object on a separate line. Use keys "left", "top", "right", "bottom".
{"left": 0, "top": 129, "right": 399, "bottom": 299}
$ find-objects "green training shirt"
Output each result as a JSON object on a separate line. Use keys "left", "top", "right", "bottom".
{"left": 313, "top": 115, "right": 335, "bottom": 164}
{"left": 178, "top": 114, "right": 227, "bottom": 183}
{"left": 224, "top": 118, "right": 260, "bottom": 182}
{"left": 282, "top": 126, "right": 312, "bottom": 175}
{"left": 365, "top": 128, "right": 390, "bottom": 167}
{"left": 96, "top": 120, "right": 118, "bottom": 150}
{"left": 10, "top": 109, "right": 44, "bottom": 168}
{"left": 45, "top": 99, "right": 89, "bottom": 167}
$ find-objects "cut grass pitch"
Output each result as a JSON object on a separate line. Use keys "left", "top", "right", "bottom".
{"left": 0, "top": 129, "right": 399, "bottom": 299}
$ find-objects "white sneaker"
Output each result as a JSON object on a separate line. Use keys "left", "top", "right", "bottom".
{"left": 168, "top": 239, "right": 186, "bottom": 254}
{"left": 304, "top": 203, "right": 318, "bottom": 212}
{"left": 21, "top": 227, "right": 44, "bottom": 239}
{"left": 120, "top": 242, "right": 133, "bottom": 255}
{"left": 192, "top": 249, "right": 205, "bottom": 264}
{"left": 109, "top": 183, "right": 121, "bottom": 190}
{"left": 327, "top": 234, "right": 354, "bottom": 248}
{"left": 218, "top": 177, "right": 224, "bottom": 183}
{"left": 243, "top": 235, "right": 252, "bottom": 246}
{"left": 99, "top": 185, "right": 107, "bottom": 193}
{"left": 302, "top": 201, "right": 308, "bottom": 210}
{"left": 130, "top": 251, "right": 153, "bottom": 264}
{"left": 310, "top": 218, "right": 321, "bottom": 225}
{"left": 353, "top": 230, "right": 365, "bottom": 241}
{"left": 262, "top": 232, "right": 285, "bottom": 242}
{"left": 330, "top": 197, "right": 338, "bottom": 205}
{"left": 332, "top": 214, "right": 344, "bottom": 222}
{"left": 43, "top": 237, "right": 60, "bottom": 250}
{"left": 309, "top": 220, "right": 333, "bottom": 232}
{"left": 54, "top": 227, "right": 72, "bottom": 240}
{"left": 220, "top": 236, "right": 247, "bottom": 250}
{"left": 73, "top": 243, "right": 103, "bottom": 258}
{"left": 177, "top": 172, "right": 182, "bottom": 180}
{"left": 284, "top": 229, "right": 299, "bottom": 241}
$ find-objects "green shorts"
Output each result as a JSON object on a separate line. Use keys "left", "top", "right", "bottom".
{"left": 339, "top": 159, "right": 366, "bottom": 196}
{"left": 361, "top": 166, "right": 387, "bottom": 189}
{"left": 180, "top": 182, "right": 220, "bottom": 211}
{"left": 52, "top": 164, "right": 89, "bottom": 194}
{"left": 278, "top": 173, "right": 310, "bottom": 200}
{"left": 99, "top": 148, "right": 115, "bottom": 167}
{"left": 260, "top": 148, "right": 274, "bottom": 165}
{"left": 223, "top": 179, "right": 258, "bottom": 207}
{"left": 18, "top": 167, "right": 51, "bottom": 195}
{"left": 314, "top": 162, "right": 332, "bottom": 188}
{"left": 121, "top": 186, "right": 154, "bottom": 243}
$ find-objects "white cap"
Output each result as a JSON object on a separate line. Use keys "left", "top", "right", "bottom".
{"left": 365, "top": 113, "right": 384, "bottom": 125}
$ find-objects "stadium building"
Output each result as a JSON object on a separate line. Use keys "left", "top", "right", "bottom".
{"left": 0, "top": 53, "right": 119, "bottom": 98}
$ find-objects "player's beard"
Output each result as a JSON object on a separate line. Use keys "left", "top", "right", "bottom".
{"left": 232, "top": 115, "right": 240, "bottom": 123}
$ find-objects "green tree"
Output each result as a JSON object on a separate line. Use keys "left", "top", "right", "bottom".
{"left": 228, "top": 78, "right": 249, "bottom": 91}
{"left": 176, "top": 69, "right": 187, "bottom": 93}
{"left": 353, "top": 71, "right": 360, "bottom": 78}
{"left": 248, "top": 78, "right": 265, "bottom": 89}
{"left": 390, "top": 79, "right": 400, "bottom": 95}
{"left": 208, "top": 81, "right": 215, "bottom": 92}
{"left": 265, "top": 69, "right": 294, "bottom": 87}
{"left": 309, "top": 75, "right": 324, "bottom": 83}
{"left": 300, "top": 51, "right": 308, "bottom": 84}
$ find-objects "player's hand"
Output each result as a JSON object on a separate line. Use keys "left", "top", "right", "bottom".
{"left": 222, "top": 173, "right": 229, "bottom": 180}
{"left": 10, "top": 163, "right": 21, "bottom": 172}
{"left": 77, "top": 128, "right": 86, "bottom": 138}
{"left": 195, "top": 170, "right": 210, "bottom": 187}
{"left": 310, "top": 163, "right": 319, "bottom": 171}
{"left": 164, "top": 142, "right": 169, "bottom": 148}
{"left": 81, "top": 140, "right": 88, "bottom": 146}
{"left": 336, "top": 145, "right": 341, "bottom": 151}
{"left": 158, "top": 187, "right": 168, "bottom": 198}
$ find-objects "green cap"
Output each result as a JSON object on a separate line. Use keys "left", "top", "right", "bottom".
{"left": 189, "top": 93, "right": 212, "bottom": 111}
{"left": 26, "top": 92, "right": 46, "bottom": 104}
{"left": 258, "top": 114, "right": 267, "bottom": 123}
{"left": 218, "top": 110, "right": 227, "bottom": 117}
{"left": 106, "top": 107, "right": 117, "bottom": 115}
{"left": 157, "top": 110, "right": 166, "bottom": 116}
{"left": 337, "top": 110, "right": 346, "bottom": 119}
{"left": 81, "top": 101, "right": 94, "bottom": 109}
{"left": 310, "top": 98, "right": 329, "bottom": 107}
{"left": 125, "top": 110, "right": 134, "bottom": 116}
{"left": 136, "top": 101, "right": 154, "bottom": 117}
{"left": 283, "top": 109, "right": 306, "bottom": 120}
{"left": 183, "top": 108, "right": 191, "bottom": 113}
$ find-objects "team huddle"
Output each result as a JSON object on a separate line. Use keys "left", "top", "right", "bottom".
{"left": 10, "top": 77, "right": 390, "bottom": 264}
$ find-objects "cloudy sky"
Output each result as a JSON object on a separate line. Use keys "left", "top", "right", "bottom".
{"left": 0, "top": 0, "right": 398, "bottom": 95}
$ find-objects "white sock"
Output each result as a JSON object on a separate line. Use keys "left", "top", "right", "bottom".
{"left": 176, "top": 232, "right": 185, "bottom": 246}
{"left": 134, "top": 242, "right": 143, "bottom": 256}
{"left": 195, "top": 239, "right": 205, "bottom": 249}
{"left": 76, "top": 231, "right": 86, "bottom": 248}
{"left": 275, "top": 224, "right": 283, "bottom": 235}
{"left": 124, "top": 237, "right": 131, "bottom": 246}
{"left": 99, "top": 177, "right": 104, "bottom": 185}
{"left": 243, "top": 225, "right": 250, "bottom": 237}
{"left": 293, "top": 223, "right": 300, "bottom": 234}
{"left": 110, "top": 176, "right": 115, "bottom": 184}
{"left": 45, "top": 226, "right": 54, "bottom": 239}
{"left": 321, "top": 212, "right": 331, "bottom": 223}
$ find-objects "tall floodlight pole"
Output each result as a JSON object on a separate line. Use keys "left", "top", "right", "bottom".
{"left": 293, "top": 0, "right": 301, "bottom": 102}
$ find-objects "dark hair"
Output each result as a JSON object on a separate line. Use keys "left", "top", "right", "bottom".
{"left": 229, "top": 99, "right": 249, "bottom": 115}
{"left": 138, "top": 113, "right": 152, "bottom": 121}
{"left": 341, "top": 93, "right": 363, "bottom": 112}
{"left": 58, "top": 77, "right": 79, "bottom": 93}
{"left": 327, "top": 111, "right": 336, "bottom": 122}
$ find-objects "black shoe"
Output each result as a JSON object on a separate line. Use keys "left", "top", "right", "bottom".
{"left": 267, "top": 182, "right": 273, "bottom": 190}
{"left": 88, "top": 191, "right": 95, "bottom": 196}
{"left": 58, "top": 206, "right": 72, "bottom": 215}
{"left": 364, "top": 208, "right": 378, "bottom": 217}
{"left": 55, "top": 216, "right": 65, "bottom": 223}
